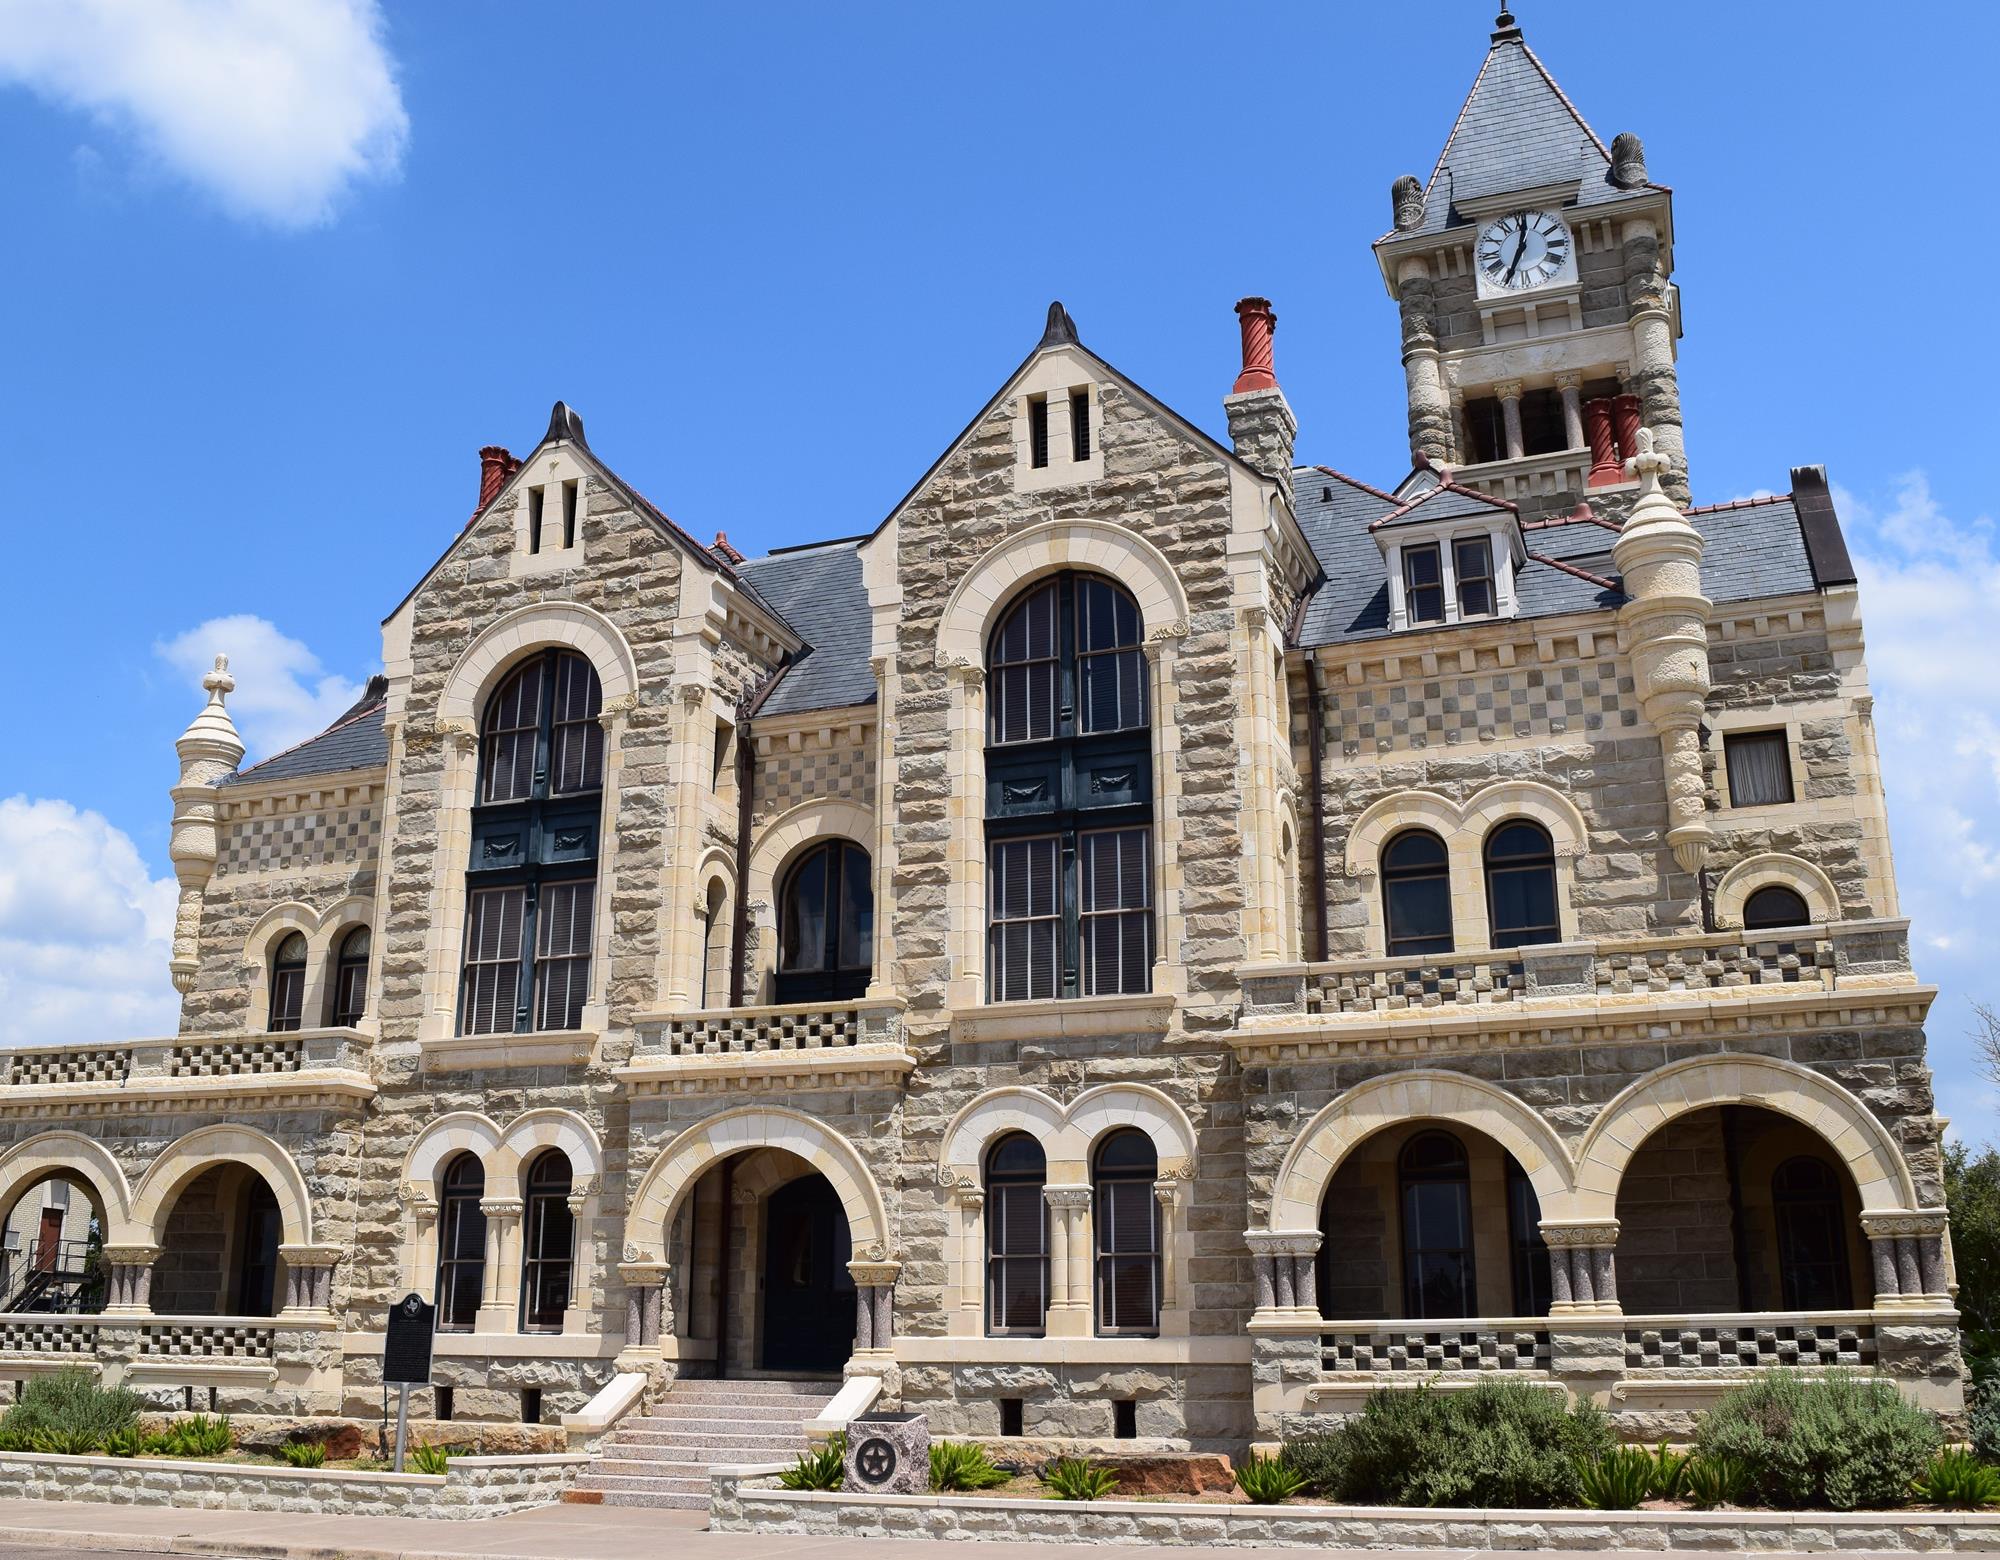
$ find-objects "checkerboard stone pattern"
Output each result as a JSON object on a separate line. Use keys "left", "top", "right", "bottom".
{"left": 664, "top": 1006, "right": 861, "bottom": 1056}
{"left": 752, "top": 742, "right": 876, "bottom": 832}
{"left": 140, "top": 1323, "right": 275, "bottom": 1360}
{"left": 1624, "top": 1323, "right": 1875, "bottom": 1370}
{"left": 6, "top": 1047, "right": 132, "bottom": 1086}
{"left": 169, "top": 1036, "right": 303, "bottom": 1077}
{"left": 1592, "top": 938, "right": 1835, "bottom": 996}
{"left": 1322, "top": 1328, "right": 1552, "bottom": 1373}
{"left": 1325, "top": 662, "right": 1637, "bottom": 756}
{"left": 1311, "top": 958, "right": 1527, "bottom": 1014}
{"left": 0, "top": 1319, "right": 98, "bottom": 1355}
{"left": 216, "top": 804, "right": 381, "bottom": 878}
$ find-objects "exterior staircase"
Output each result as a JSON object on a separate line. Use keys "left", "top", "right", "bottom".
{"left": 564, "top": 1377, "right": 832, "bottom": 1510}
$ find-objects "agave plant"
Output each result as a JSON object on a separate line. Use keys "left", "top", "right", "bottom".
{"left": 1913, "top": 1449, "right": 2000, "bottom": 1509}
{"left": 1646, "top": 1441, "right": 1690, "bottom": 1501}
{"left": 1682, "top": 1453, "right": 1752, "bottom": 1510}
{"left": 1576, "top": 1447, "right": 1654, "bottom": 1510}
{"left": 409, "top": 1441, "right": 452, "bottom": 1476}
{"left": 1042, "top": 1457, "right": 1119, "bottom": 1501}
{"left": 777, "top": 1432, "right": 846, "bottom": 1492}
{"left": 928, "top": 1439, "right": 1009, "bottom": 1492}
{"left": 281, "top": 1439, "right": 328, "bottom": 1468}
{"left": 1234, "top": 1453, "right": 1306, "bottom": 1505}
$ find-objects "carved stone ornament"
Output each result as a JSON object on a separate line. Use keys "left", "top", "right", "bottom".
{"left": 847, "top": 1261, "right": 902, "bottom": 1288}
{"left": 678, "top": 683, "right": 708, "bottom": 709}
{"left": 1145, "top": 619, "right": 1190, "bottom": 642}
{"left": 623, "top": 1242, "right": 643, "bottom": 1263}
{"left": 1860, "top": 1209, "right": 1950, "bottom": 1240}
{"left": 1539, "top": 1221, "right": 1621, "bottom": 1249}
{"left": 1043, "top": 1185, "right": 1093, "bottom": 1210}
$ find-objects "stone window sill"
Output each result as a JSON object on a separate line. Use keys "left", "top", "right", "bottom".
{"left": 947, "top": 991, "right": 1176, "bottom": 1042}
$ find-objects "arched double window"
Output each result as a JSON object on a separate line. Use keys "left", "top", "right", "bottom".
{"left": 985, "top": 574, "right": 1153, "bottom": 1002}
{"left": 1484, "top": 820, "right": 1560, "bottom": 948}
{"left": 1094, "top": 1129, "right": 1160, "bottom": 1335}
{"left": 777, "top": 840, "right": 873, "bottom": 1003}
{"left": 1744, "top": 884, "right": 1811, "bottom": 931}
{"left": 986, "top": 1133, "right": 1049, "bottom": 1336}
{"left": 1772, "top": 1156, "right": 1851, "bottom": 1311}
{"left": 330, "top": 927, "right": 370, "bottom": 1028}
{"left": 434, "top": 1153, "right": 487, "bottom": 1331}
{"left": 461, "top": 651, "right": 604, "bottom": 1036}
{"left": 268, "top": 932, "right": 308, "bottom": 1032}
{"left": 1399, "top": 1131, "right": 1476, "bottom": 1317}
{"left": 1381, "top": 831, "right": 1452, "bottom": 958}
{"left": 519, "top": 1150, "right": 575, "bottom": 1332}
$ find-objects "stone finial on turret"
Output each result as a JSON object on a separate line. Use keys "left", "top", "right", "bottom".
{"left": 1610, "top": 132, "right": 1648, "bottom": 189}
{"left": 1391, "top": 175, "right": 1425, "bottom": 233}
{"left": 1611, "top": 430, "right": 1715, "bottom": 876}
{"left": 168, "top": 655, "right": 246, "bottom": 995}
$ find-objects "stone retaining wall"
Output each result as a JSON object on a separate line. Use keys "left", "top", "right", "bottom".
{"left": 0, "top": 1450, "right": 586, "bottom": 1517}
{"left": 711, "top": 1478, "right": 2000, "bottom": 1551}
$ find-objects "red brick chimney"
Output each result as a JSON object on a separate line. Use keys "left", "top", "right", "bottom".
{"left": 1232, "top": 297, "right": 1279, "bottom": 394}
{"left": 477, "top": 446, "right": 517, "bottom": 512}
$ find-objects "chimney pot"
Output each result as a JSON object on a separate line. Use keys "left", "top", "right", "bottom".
{"left": 1232, "top": 297, "right": 1279, "bottom": 395}
{"left": 477, "top": 445, "right": 515, "bottom": 511}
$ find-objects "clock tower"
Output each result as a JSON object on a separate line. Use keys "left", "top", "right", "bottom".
{"left": 1375, "top": 9, "right": 1690, "bottom": 513}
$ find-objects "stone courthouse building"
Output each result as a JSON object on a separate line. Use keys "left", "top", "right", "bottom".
{"left": 0, "top": 9, "right": 1961, "bottom": 1467}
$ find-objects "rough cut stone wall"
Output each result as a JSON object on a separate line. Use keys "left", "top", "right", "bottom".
{"left": 1615, "top": 1113, "right": 1738, "bottom": 1315}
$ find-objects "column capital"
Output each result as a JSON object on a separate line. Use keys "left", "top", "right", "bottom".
{"left": 1861, "top": 1209, "right": 1950, "bottom": 1239}
{"left": 1043, "top": 1185, "right": 1093, "bottom": 1211}
{"left": 1244, "top": 1228, "right": 1323, "bottom": 1258}
{"left": 1492, "top": 378, "right": 1525, "bottom": 402}
{"left": 1554, "top": 371, "right": 1583, "bottom": 392}
{"left": 1539, "top": 1219, "right": 1620, "bottom": 1249}
{"left": 479, "top": 1198, "right": 524, "bottom": 1220}
{"left": 847, "top": 1259, "right": 902, "bottom": 1288}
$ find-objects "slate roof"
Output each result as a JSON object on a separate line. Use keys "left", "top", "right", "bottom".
{"left": 1291, "top": 470, "right": 1831, "bottom": 649}
{"left": 220, "top": 681, "right": 389, "bottom": 787}
{"left": 1394, "top": 21, "right": 1636, "bottom": 239}
{"left": 736, "top": 539, "right": 877, "bottom": 716}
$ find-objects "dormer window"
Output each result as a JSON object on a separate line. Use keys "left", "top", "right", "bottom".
{"left": 1454, "top": 538, "right": 1496, "bottom": 617}
{"left": 1402, "top": 544, "right": 1446, "bottom": 624}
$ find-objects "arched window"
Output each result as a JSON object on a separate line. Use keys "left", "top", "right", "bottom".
{"left": 1772, "top": 1156, "right": 1852, "bottom": 1311}
{"left": 985, "top": 1133, "right": 1049, "bottom": 1336}
{"left": 1505, "top": 1159, "right": 1553, "bottom": 1316}
{"left": 520, "top": 1150, "right": 575, "bottom": 1332}
{"left": 1744, "top": 884, "right": 1811, "bottom": 931}
{"left": 234, "top": 1179, "right": 281, "bottom": 1316}
{"left": 1382, "top": 830, "right": 1452, "bottom": 958}
{"left": 330, "top": 927, "right": 370, "bottom": 1028}
{"left": 461, "top": 651, "right": 604, "bottom": 1036}
{"left": 435, "top": 1154, "right": 487, "bottom": 1331}
{"left": 986, "top": 573, "right": 1153, "bottom": 1002}
{"left": 1399, "top": 1131, "right": 1475, "bottom": 1318}
{"left": 1484, "top": 820, "right": 1560, "bottom": 948}
{"left": 776, "top": 841, "right": 873, "bottom": 1003}
{"left": 268, "top": 932, "right": 308, "bottom": 1032}
{"left": 1093, "top": 1129, "right": 1160, "bottom": 1335}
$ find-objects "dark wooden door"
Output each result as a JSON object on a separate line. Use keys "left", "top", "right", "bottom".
{"left": 759, "top": 1176, "right": 854, "bottom": 1373}
{"left": 33, "top": 1210, "right": 61, "bottom": 1271}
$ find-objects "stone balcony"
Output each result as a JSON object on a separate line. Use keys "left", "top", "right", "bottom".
{"left": 1233, "top": 918, "right": 1929, "bottom": 1063}
{"left": 0, "top": 1027, "right": 376, "bottom": 1113}
{"left": 618, "top": 998, "right": 915, "bottom": 1097}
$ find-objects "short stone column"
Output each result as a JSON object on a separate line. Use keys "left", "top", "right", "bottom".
{"left": 1245, "top": 1229, "right": 1323, "bottom": 1320}
{"left": 277, "top": 1244, "right": 343, "bottom": 1317}
{"left": 1494, "top": 379, "right": 1526, "bottom": 461}
{"left": 948, "top": 1185, "right": 985, "bottom": 1336}
{"left": 1043, "top": 1187, "right": 1093, "bottom": 1337}
{"left": 1862, "top": 1209, "right": 1953, "bottom": 1306}
{"left": 847, "top": 1260, "right": 901, "bottom": 1360}
{"left": 1152, "top": 1179, "right": 1181, "bottom": 1314}
{"left": 617, "top": 1261, "right": 668, "bottom": 1355}
{"left": 1556, "top": 372, "right": 1585, "bottom": 452}
{"left": 99, "top": 1244, "right": 161, "bottom": 1315}
{"left": 1540, "top": 1220, "right": 1621, "bottom": 1314}
{"left": 1583, "top": 397, "right": 1621, "bottom": 485}
{"left": 477, "top": 1198, "right": 523, "bottom": 1333}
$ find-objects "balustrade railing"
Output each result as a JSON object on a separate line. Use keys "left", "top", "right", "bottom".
{"left": 1320, "top": 1322, "right": 1551, "bottom": 1373}
{"left": 0, "top": 1027, "right": 370, "bottom": 1093}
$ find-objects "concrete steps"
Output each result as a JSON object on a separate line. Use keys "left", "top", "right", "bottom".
{"left": 563, "top": 1376, "right": 831, "bottom": 1511}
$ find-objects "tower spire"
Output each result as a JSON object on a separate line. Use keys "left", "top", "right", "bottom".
{"left": 1492, "top": 7, "right": 1522, "bottom": 41}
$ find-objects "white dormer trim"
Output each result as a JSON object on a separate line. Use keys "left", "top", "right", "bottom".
{"left": 1012, "top": 348, "right": 1103, "bottom": 493}
{"left": 1377, "top": 512, "right": 1525, "bottom": 634}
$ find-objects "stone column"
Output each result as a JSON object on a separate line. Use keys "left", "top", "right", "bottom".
{"left": 167, "top": 657, "right": 246, "bottom": 993}
{"left": 1610, "top": 431, "right": 1714, "bottom": 876}
{"left": 1583, "top": 398, "right": 1621, "bottom": 486}
{"left": 1396, "top": 258, "right": 1452, "bottom": 465}
{"left": 866, "top": 655, "right": 898, "bottom": 1000}
{"left": 846, "top": 1261, "right": 901, "bottom": 1358}
{"left": 615, "top": 1260, "right": 669, "bottom": 1357}
{"left": 1541, "top": 1222, "right": 1621, "bottom": 1315}
{"left": 1153, "top": 1180, "right": 1180, "bottom": 1313}
{"left": 1870, "top": 1236, "right": 1902, "bottom": 1305}
{"left": 1246, "top": 1230, "right": 1322, "bottom": 1318}
{"left": 100, "top": 1244, "right": 161, "bottom": 1315}
{"left": 663, "top": 680, "right": 710, "bottom": 1008}
{"left": 1611, "top": 394, "right": 1643, "bottom": 464}
{"left": 949, "top": 1185, "right": 985, "bottom": 1336}
{"left": 276, "top": 1244, "right": 342, "bottom": 1317}
{"left": 1494, "top": 380, "right": 1525, "bottom": 461}
{"left": 564, "top": 1176, "right": 598, "bottom": 1335}
{"left": 1044, "top": 1187, "right": 1093, "bottom": 1337}
{"left": 1555, "top": 372, "right": 1585, "bottom": 451}
{"left": 1862, "top": 1210, "right": 1952, "bottom": 1305}
{"left": 477, "top": 1198, "right": 522, "bottom": 1333}
{"left": 1621, "top": 216, "right": 1690, "bottom": 506}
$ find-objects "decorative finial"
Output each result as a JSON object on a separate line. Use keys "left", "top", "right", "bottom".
{"left": 1609, "top": 132, "right": 1648, "bottom": 189}
{"left": 1492, "top": 7, "right": 1522, "bottom": 40}
{"left": 1624, "top": 425, "right": 1671, "bottom": 493}
{"left": 1390, "top": 174, "right": 1425, "bottom": 232}
{"left": 1039, "top": 301, "right": 1079, "bottom": 348}
{"left": 202, "top": 654, "right": 235, "bottom": 702}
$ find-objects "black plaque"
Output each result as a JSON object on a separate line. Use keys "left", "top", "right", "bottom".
{"left": 382, "top": 1292, "right": 435, "bottom": 1386}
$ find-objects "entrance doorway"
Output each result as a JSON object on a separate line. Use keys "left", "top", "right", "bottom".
{"left": 759, "top": 1175, "right": 855, "bottom": 1373}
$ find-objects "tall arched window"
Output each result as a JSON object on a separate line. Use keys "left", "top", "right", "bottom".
{"left": 1505, "top": 1159, "right": 1553, "bottom": 1316}
{"left": 268, "top": 932, "right": 308, "bottom": 1032}
{"left": 985, "top": 1133, "right": 1049, "bottom": 1336}
{"left": 330, "top": 926, "right": 370, "bottom": 1028}
{"left": 1484, "top": 820, "right": 1560, "bottom": 948}
{"left": 1382, "top": 830, "right": 1452, "bottom": 958}
{"left": 1400, "top": 1131, "right": 1475, "bottom": 1317}
{"left": 1772, "top": 1156, "right": 1852, "bottom": 1310}
{"left": 777, "top": 840, "right": 873, "bottom": 1003}
{"left": 519, "top": 1150, "right": 575, "bottom": 1332}
{"left": 985, "top": 573, "right": 1153, "bottom": 1002}
{"left": 462, "top": 651, "right": 604, "bottom": 1036}
{"left": 435, "top": 1154, "right": 486, "bottom": 1331}
{"left": 1093, "top": 1129, "right": 1160, "bottom": 1336}
{"left": 1744, "top": 884, "right": 1811, "bottom": 931}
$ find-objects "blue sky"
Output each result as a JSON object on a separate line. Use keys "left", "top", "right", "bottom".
{"left": 2, "top": 2, "right": 1996, "bottom": 1138}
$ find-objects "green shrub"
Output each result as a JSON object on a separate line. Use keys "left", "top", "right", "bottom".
{"left": 1234, "top": 1452, "right": 1306, "bottom": 1504}
{"left": 409, "top": 1441, "right": 452, "bottom": 1476}
{"left": 1577, "top": 1447, "right": 1654, "bottom": 1510}
{"left": 1913, "top": 1448, "right": 2000, "bottom": 1509}
{"left": 1971, "top": 1378, "right": 2000, "bottom": 1464}
{"left": 1278, "top": 1381, "right": 1612, "bottom": 1509}
{"left": 0, "top": 1367, "right": 145, "bottom": 1456}
{"left": 927, "top": 1439, "right": 1008, "bottom": 1492}
{"left": 1645, "top": 1441, "right": 1690, "bottom": 1500}
{"left": 1682, "top": 1453, "right": 1753, "bottom": 1509}
{"left": 101, "top": 1426, "right": 146, "bottom": 1459}
{"left": 1694, "top": 1371, "right": 1938, "bottom": 1511}
{"left": 1042, "top": 1457, "right": 1118, "bottom": 1501}
{"left": 157, "top": 1414, "right": 233, "bottom": 1459}
{"left": 280, "top": 1440, "right": 328, "bottom": 1468}
{"left": 776, "top": 1433, "right": 845, "bottom": 1492}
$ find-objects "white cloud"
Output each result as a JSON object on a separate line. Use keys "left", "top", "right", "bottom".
{"left": 0, "top": 797, "right": 180, "bottom": 1050}
{"left": 0, "top": 0, "right": 407, "bottom": 228}
{"left": 1838, "top": 472, "right": 2000, "bottom": 1142}
{"left": 155, "top": 613, "right": 368, "bottom": 761}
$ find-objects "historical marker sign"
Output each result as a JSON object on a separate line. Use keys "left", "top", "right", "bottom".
{"left": 383, "top": 1292, "right": 435, "bottom": 1386}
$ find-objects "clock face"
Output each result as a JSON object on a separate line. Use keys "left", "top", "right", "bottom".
{"left": 1477, "top": 210, "right": 1571, "bottom": 291}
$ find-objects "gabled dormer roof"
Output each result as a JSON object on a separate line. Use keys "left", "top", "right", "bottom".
{"left": 1388, "top": 11, "right": 1637, "bottom": 239}
{"left": 1367, "top": 476, "right": 1518, "bottom": 532}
